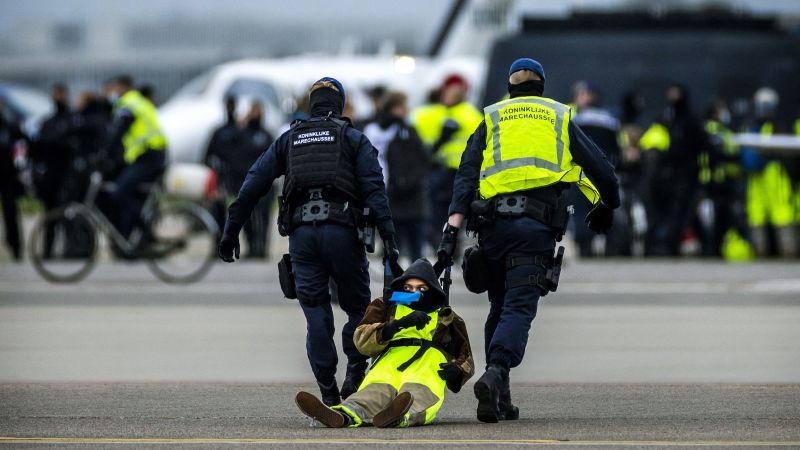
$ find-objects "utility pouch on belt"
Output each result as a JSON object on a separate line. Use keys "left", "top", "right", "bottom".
{"left": 277, "top": 253, "right": 297, "bottom": 299}
{"left": 466, "top": 199, "right": 494, "bottom": 233}
{"left": 504, "top": 246, "right": 565, "bottom": 296}
{"left": 277, "top": 195, "right": 292, "bottom": 237}
{"left": 462, "top": 244, "right": 490, "bottom": 294}
{"left": 356, "top": 207, "right": 376, "bottom": 253}
{"left": 493, "top": 192, "right": 573, "bottom": 242}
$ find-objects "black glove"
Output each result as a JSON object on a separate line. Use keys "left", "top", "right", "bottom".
{"left": 383, "top": 236, "right": 403, "bottom": 277}
{"left": 381, "top": 310, "right": 431, "bottom": 341}
{"left": 585, "top": 203, "right": 614, "bottom": 234}
{"left": 217, "top": 234, "right": 240, "bottom": 263}
{"left": 436, "top": 224, "right": 459, "bottom": 266}
{"left": 438, "top": 362, "right": 464, "bottom": 392}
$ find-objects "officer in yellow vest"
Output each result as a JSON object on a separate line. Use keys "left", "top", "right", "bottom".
{"left": 104, "top": 75, "right": 168, "bottom": 245}
{"left": 412, "top": 75, "right": 483, "bottom": 248}
{"left": 438, "top": 58, "right": 620, "bottom": 423}
{"left": 742, "top": 88, "right": 795, "bottom": 257}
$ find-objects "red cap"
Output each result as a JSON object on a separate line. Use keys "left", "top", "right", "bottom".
{"left": 442, "top": 74, "right": 468, "bottom": 89}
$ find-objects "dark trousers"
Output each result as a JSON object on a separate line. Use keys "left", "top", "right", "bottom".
{"left": 428, "top": 168, "right": 456, "bottom": 249}
{"left": 289, "top": 224, "right": 371, "bottom": 385}
{"left": 480, "top": 216, "right": 557, "bottom": 369}
{"left": 111, "top": 151, "right": 165, "bottom": 238}
{"left": 243, "top": 191, "right": 274, "bottom": 259}
{"left": 0, "top": 180, "right": 21, "bottom": 259}
{"left": 395, "top": 218, "right": 426, "bottom": 262}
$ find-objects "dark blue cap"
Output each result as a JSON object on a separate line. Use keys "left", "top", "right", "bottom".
{"left": 508, "top": 58, "right": 545, "bottom": 82}
{"left": 316, "top": 77, "right": 345, "bottom": 104}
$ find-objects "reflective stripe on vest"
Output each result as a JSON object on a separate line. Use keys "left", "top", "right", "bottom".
{"left": 116, "top": 90, "right": 167, "bottom": 164}
{"left": 480, "top": 96, "right": 600, "bottom": 203}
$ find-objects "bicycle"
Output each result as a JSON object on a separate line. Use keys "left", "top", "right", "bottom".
{"left": 28, "top": 170, "right": 219, "bottom": 284}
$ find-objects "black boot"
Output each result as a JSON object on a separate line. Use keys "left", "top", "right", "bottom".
{"left": 474, "top": 363, "right": 506, "bottom": 423}
{"left": 295, "top": 391, "right": 350, "bottom": 428}
{"left": 317, "top": 379, "right": 341, "bottom": 407}
{"left": 498, "top": 369, "right": 519, "bottom": 420}
{"left": 340, "top": 362, "right": 367, "bottom": 400}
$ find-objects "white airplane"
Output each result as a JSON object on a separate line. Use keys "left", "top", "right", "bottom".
{"left": 158, "top": 55, "right": 487, "bottom": 163}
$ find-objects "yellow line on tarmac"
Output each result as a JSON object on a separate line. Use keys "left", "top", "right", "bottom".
{"left": 2, "top": 437, "right": 800, "bottom": 446}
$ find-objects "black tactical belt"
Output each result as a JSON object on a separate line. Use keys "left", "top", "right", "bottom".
{"left": 290, "top": 200, "right": 356, "bottom": 228}
{"left": 374, "top": 338, "right": 447, "bottom": 372}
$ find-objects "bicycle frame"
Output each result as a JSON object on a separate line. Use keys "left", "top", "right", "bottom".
{"left": 65, "top": 171, "right": 161, "bottom": 255}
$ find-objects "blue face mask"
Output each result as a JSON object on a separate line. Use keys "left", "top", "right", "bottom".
{"left": 389, "top": 291, "right": 422, "bottom": 305}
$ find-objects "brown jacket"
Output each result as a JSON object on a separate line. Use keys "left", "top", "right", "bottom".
{"left": 353, "top": 298, "right": 475, "bottom": 391}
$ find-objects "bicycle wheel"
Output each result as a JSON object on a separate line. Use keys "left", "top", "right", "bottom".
{"left": 29, "top": 205, "right": 98, "bottom": 283}
{"left": 145, "top": 203, "right": 218, "bottom": 284}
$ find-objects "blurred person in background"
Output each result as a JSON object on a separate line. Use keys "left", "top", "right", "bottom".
{"left": 363, "top": 91, "right": 430, "bottom": 262}
{"left": 103, "top": 75, "right": 168, "bottom": 253}
{"left": 568, "top": 81, "right": 628, "bottom": 256}
{"left": 0, "top": 100, "right": 27, "bottom": 261}
{"left": 741, "top": 88, "right": 795, "bottom": 258}
{"left": 639, "top": 84, "right": 709, "bottom": 256}
{"left": 30, "top": 83, "right": 77, "bottom": 256}
{"left": 237, "top": 102, "right": 275, "bottom": 259}
{"left": 617, "top": 91, "right": 649, "bottom": 256}
{"left": 205, "top": 96, "right": 241, "bottom": 235}
{"left": 138, "top": 84, "right": 157, "bottom": 105}
{"left": 697, "top": 100, "right": 750, "bottom": 259}
{"left": 413, "top": 74, "right": 482, "bottom": 251}
{"left": 353, "top": 85, "right": 387, "bottom": 131}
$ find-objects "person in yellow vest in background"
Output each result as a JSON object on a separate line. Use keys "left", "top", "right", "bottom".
{"left": 103, "top": 75, "right": 168, "bottom": 253}
{"left": 699, "top": 100, "right": 752, "bottom": 260}
{"left": 412, "top": 74, "right": 482, "bottom": 250}
{"left": 741, "top": 87, "right": 796, "bottom": 258}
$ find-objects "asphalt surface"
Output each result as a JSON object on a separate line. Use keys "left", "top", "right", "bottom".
{"left": 1, "top": 259, "right": 799, "bottom": 448}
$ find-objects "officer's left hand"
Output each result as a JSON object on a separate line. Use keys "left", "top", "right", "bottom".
{"left": 218, "top": 234, "right": 240, "bottom": 263}
{"left": 438, "top": 362, "right": 464, "bottom": 391}
{"left": 383, "top": 236, "right": 403, "bottom": 277}
{"left": 585, "top": 203, "right": 614, "bottom": 234}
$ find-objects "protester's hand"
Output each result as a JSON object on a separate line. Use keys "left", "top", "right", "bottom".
{"left": 436, "top": 224, "right": 459, "bottom": 266}
{"left": 438, "top": 362, "right": 464, "bottom": 389}
{"left": 218, "top": 234, "right": 240, "bottom": 263}
{"left": 383, "top": 236, "right": 403, "bottom": 277}
{"left": 585, "top": 203, "right": 614, "bottom": 234}
{"left": 395, "top": 310, "right": 431, "bottom": 330}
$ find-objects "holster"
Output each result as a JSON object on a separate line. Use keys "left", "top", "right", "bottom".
{"left": 504, "top": 246, "right": 565, "bottom": 296}
{"left": 277, "top": 195, "right": 292, "bottom": 237}
{"left": 470, "top": 190, "right": 572, "bottom": 241}
{"left": 277, "top": 253, "right": 297, "bottom": 299}
{"left": 356, "top": 207, "right": 376, "bottom": 253}
{"left": 462, "top": 244, "right": 490, "bottom": 294}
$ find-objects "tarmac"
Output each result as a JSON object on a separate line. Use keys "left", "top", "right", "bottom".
{"left": 1, "top": 258, "right": 799, "bottom": 448}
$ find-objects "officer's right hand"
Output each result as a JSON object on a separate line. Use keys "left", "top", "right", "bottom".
{"left": 585, "top": 203, "right": 614, "bottom": 234}
{"left": 395, "top": 310, "right": 431, "bottom": 330}
{"left": 217, "top": 234, "right": 240, "bottom": 263}
{"left": 383, "top": 236, "right": 403, "bottom": 277}
{"left": 436, "top": 224, "right": 459, "bottom": 266}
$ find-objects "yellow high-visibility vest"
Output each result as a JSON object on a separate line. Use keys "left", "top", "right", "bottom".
{"left": 115, "top": 90, "right": 167, "bottom": 164}
{"left": 639, "top": 123, "right": 670, "bottom": 152}
{"left": 480, "top": 96, "right": 600, "bottom": 204}
{"left": 413, "top": 101, "right": 482, "bottom": 170}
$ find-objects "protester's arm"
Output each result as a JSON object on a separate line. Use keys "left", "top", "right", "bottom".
{"left": 353, "top": 298, "right": 391, "bottom": 357}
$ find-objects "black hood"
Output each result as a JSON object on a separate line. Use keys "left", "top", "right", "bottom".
{"left": 309, "top": 87, "right": 343, "bottom": 118}
{"left": 390, "top": 258, "right": 446, "bottom": 310}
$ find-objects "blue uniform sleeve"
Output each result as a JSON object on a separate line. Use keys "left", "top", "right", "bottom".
{"left": 349, "top": 128, "right": 396, "bottom": 239}
{"left": 223, "top": 135, "right": 287, "bottom": 237}
{"left": 448, "top": 122, "right": 486, "bottom": 216}
{"left": 568, "top": 121, "right": 621, "bottom": 209}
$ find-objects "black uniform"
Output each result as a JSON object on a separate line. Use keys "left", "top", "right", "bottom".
{"left": 0, "top": 115, "right": 26, "bottom": 260}
{"left": 222, "top": 86, "right": 395, "bottom": 406}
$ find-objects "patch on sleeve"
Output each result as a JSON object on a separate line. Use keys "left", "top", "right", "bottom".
{"left": 292, "top": 129, "right": 337, "bottom": 147}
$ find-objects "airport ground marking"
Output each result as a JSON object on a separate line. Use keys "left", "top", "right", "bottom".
{"left": 2, "top": 437, "right": 800, "bottom": 446}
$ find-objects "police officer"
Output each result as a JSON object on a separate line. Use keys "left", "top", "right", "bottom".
{"left": 438, "top": 58, "right": 620, "bottom": 423}
{"left": 218, "top": 77, "right": 400, "bottom": 406}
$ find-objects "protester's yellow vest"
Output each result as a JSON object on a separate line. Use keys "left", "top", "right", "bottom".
{"left": 480, "top": 96, "right": 600, "bottom": 203}
{"left": 413, "top": 101, "right": 482, "bottom": 170}
{"left": 116, "top": 90, "right": 167, "bottom": 164}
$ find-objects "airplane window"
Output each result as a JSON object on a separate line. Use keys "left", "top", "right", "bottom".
{"left": 225, "top": 79, "right": 279, "bottom": 106}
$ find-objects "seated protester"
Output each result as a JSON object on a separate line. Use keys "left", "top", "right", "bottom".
{"left": 295, "top": 258, "right": 474, "bottom": 428}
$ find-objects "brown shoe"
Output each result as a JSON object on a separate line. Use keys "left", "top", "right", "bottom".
{"left": 295, "top": 391, "right": 349, "bottom": 428}
{"left": 373, "top": 391, "right": 414, "bottom": 428}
